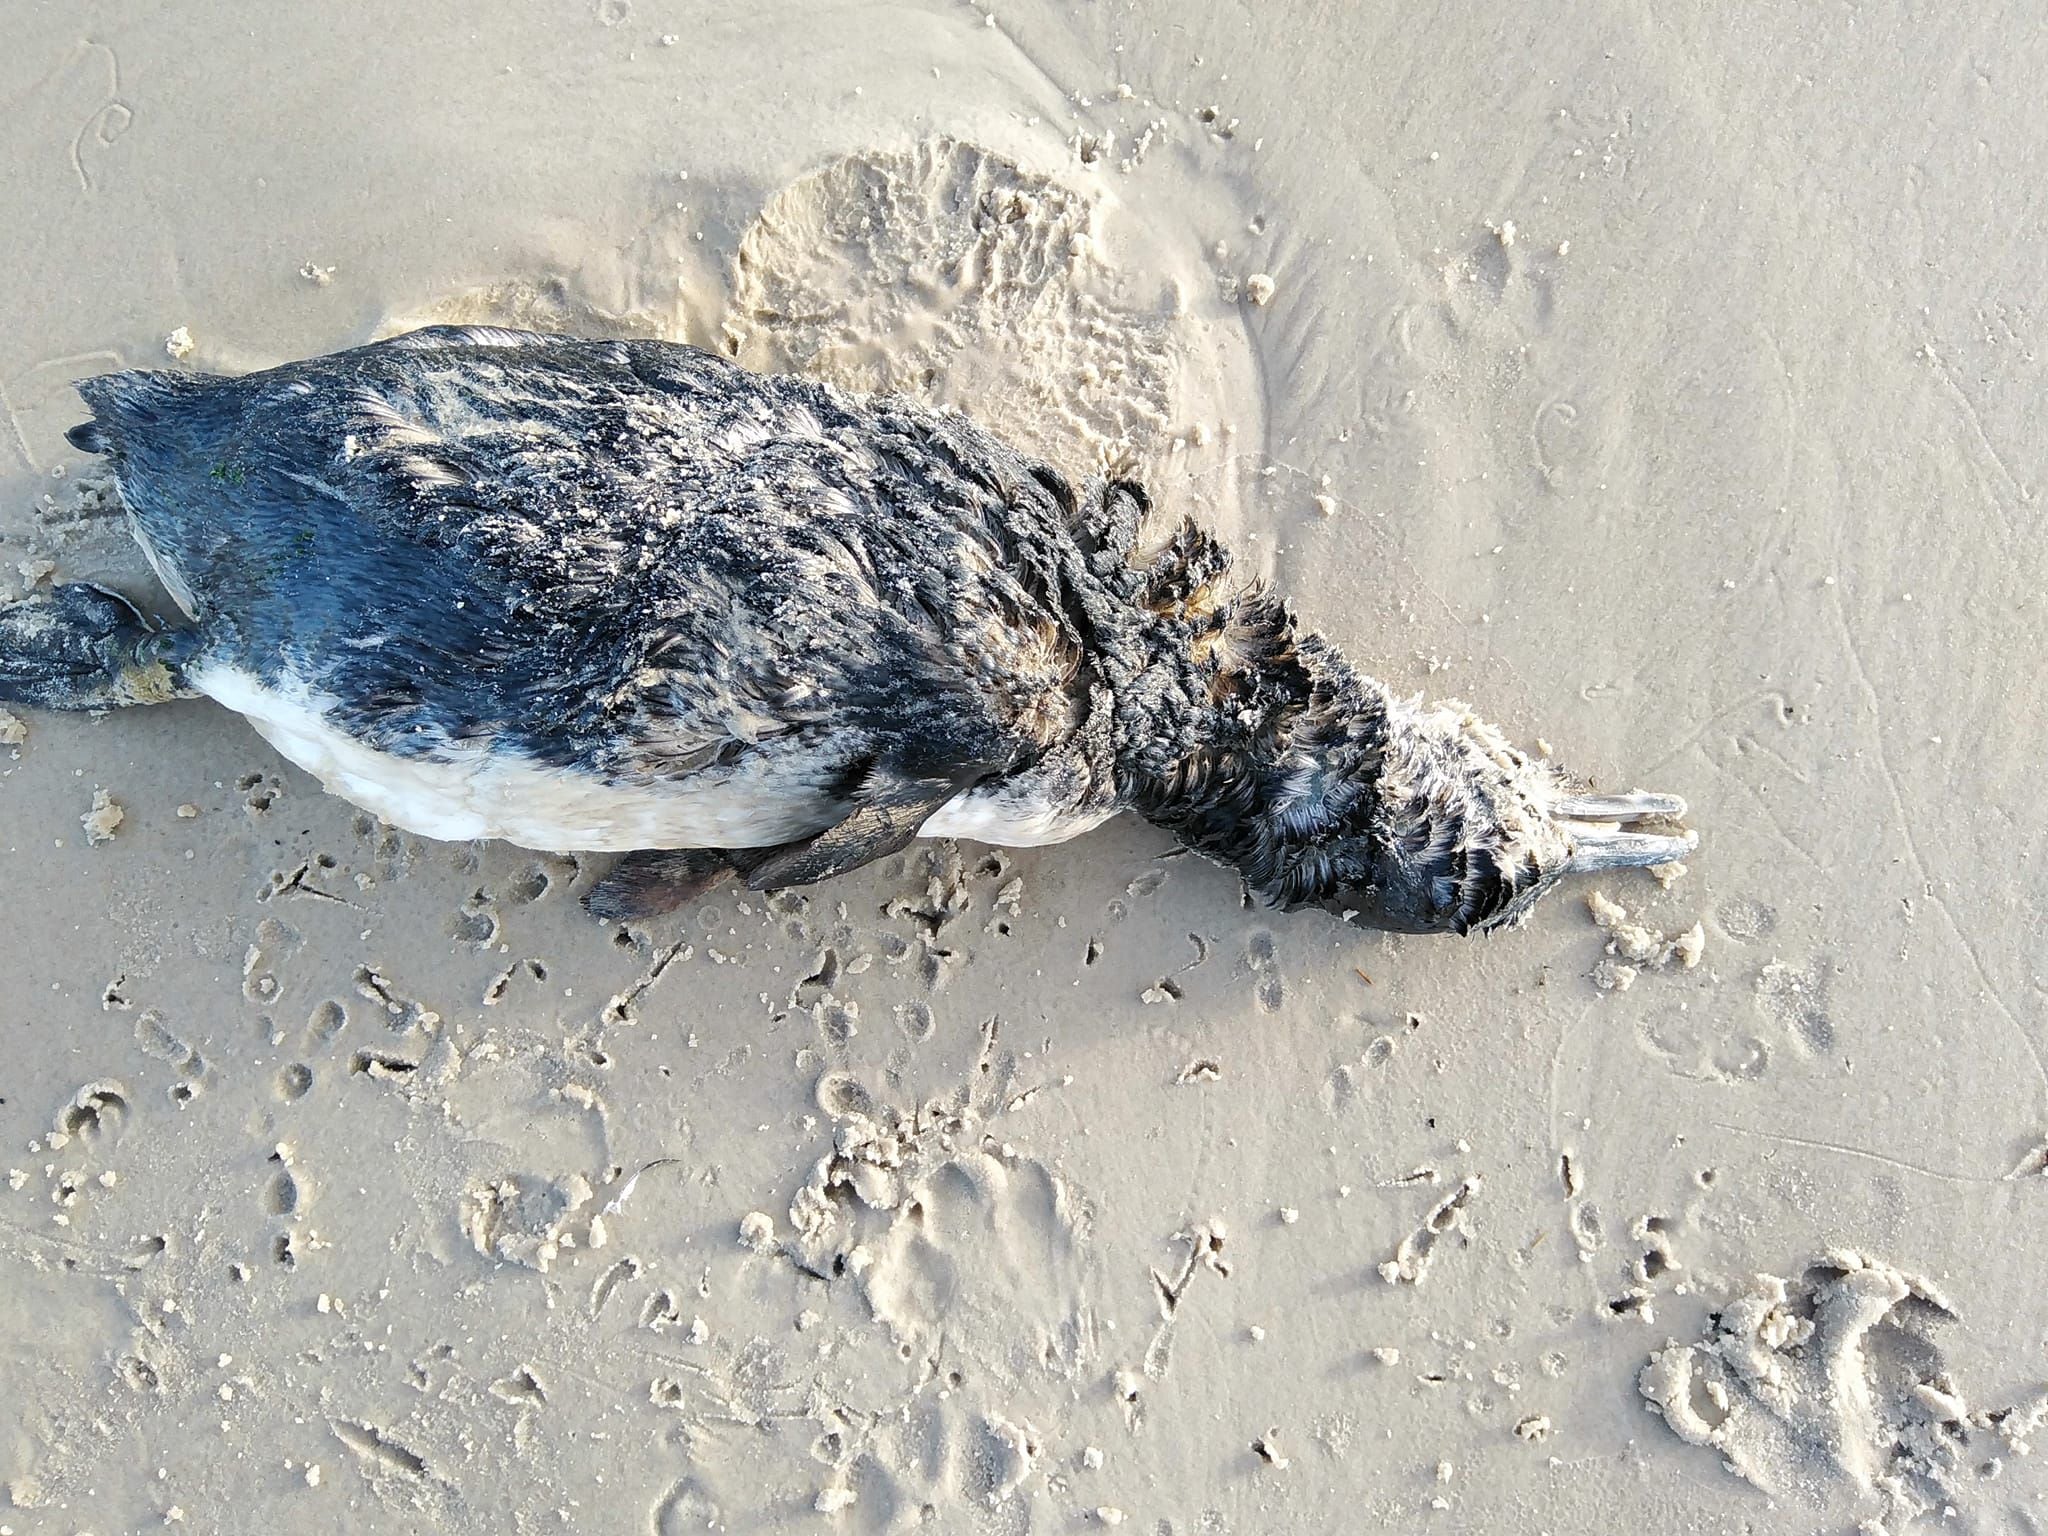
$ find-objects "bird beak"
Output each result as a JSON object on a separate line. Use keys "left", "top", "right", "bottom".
{"left": 1554, "top": 790, "right": 1697, "bottom": 874}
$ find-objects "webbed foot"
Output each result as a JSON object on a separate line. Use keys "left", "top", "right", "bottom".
{"left": 583, "top": 848, "right": 735, "bottom": 922}
{"left": 0, "top": 583, "right": 198, "bottom": 710}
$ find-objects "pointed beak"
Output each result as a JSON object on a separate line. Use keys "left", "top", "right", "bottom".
{"left": 1554, "top": 790, "right": 1687, "bottom": 822}
{"left": 1555, "top": 788, "right": 1696, "bottom": 874}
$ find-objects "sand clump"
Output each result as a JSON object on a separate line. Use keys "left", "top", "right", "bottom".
{"left": 1588, "top": 890, "right": 1704, "bottom": 991}
{"left": 79, "top": 788, "right": 124, "bottom": 844}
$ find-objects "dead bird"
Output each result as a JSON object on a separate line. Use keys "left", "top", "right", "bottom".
{"left": 0, "top": 326, "right": 1693, "bottom": 931}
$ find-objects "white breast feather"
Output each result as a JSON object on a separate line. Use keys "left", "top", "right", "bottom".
{"left": 191, "top": 665, "right": 1121, "bottom": 856}
{"left": 192, "top": 664, "right": 840, "bottom": 852}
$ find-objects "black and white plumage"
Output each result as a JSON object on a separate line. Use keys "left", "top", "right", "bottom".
{"left": 0, "top": 326, "right": 1693, "bottom": 933}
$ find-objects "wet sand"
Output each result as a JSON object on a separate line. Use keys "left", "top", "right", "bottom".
{"left": 3, "top": 3, "right": 2045, "bottom": 1531}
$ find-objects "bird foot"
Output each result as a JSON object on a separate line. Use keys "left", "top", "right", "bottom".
{"left": 583, "top": 848, "right": 736, "bottom": 922}
{"left": 0, "top": 582, "right": 196, "bottom": 710}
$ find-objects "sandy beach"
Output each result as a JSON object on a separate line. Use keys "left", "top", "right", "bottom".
{"left": 3, "top": 2, "right": 2045, "bottom": 1531}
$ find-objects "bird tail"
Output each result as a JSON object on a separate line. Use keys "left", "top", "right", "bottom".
{"left": 67, "top": 369, "right": 206, "bottom": 459}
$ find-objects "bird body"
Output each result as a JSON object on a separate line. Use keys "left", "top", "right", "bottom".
{"left": 0, "top": 327, "right": 1693, "bottom": 931}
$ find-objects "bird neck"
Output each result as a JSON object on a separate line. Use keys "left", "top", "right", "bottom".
{"left": 1106, "top": 520, "right": 1392, "bottom": 903}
